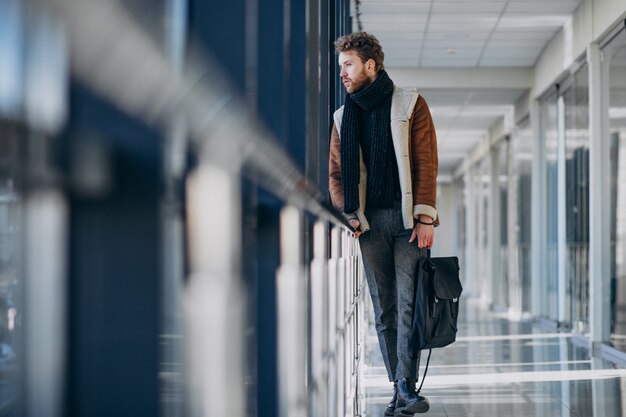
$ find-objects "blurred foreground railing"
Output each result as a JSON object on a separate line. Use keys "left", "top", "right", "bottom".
{"left": 278, "top": 207, "right": 366, "bottom": 417}
{"left": 24, "top": 0, "right": 366, "bottom": 416}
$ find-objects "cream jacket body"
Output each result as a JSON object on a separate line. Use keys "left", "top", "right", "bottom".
{"left": 329, "top": 86, "right": 439, "bottom": 232}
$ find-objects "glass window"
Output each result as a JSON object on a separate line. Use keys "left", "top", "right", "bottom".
{"left": 476, "top": 160, "right": 491, "bottom": 300}
{"left": 563, "top": 65, "right": 590, "bottom": 333}
{"left": 542, "top": 90, "right": 560, "bottom": 321}
{"left": 511, "top": 118, "right": 533, "bottom": 313}
{"left": 607, "top": 28, "right": 626, "bottom": 351}
{"left": 497, "top": 141, "right": 509, "bottom": 309}
{"left": 0, "top": 121, "right": 23, "bottom": 414}
{"left": 455, "top": 177, "right": 466, "bottom": 283}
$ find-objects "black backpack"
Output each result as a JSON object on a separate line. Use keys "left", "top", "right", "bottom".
{"left": 409, "top": 251, "right": 462, "bottom": 392}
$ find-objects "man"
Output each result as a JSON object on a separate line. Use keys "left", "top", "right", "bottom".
{"left": 328, "top": 32, "right": 438, "bottom": 416}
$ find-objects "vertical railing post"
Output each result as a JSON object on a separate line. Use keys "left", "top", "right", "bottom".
{"left": 184, "top": 164, "right": 244, "bottom": 417}
{"left": 277, "top": 206, "right": 307, "bottom": 417}
{"left": 342, "top": 229, "right": 350, "bottom": 416}
{"left": 348, "top": 229, "right": 355, "bottom": 416}
{"left": 355, "top": 238, "right": 364, "bottom": 416}
{"left": 351, "top": 233, "right": 358, "bottom": 415}
{"left": 310, "top": 220, "right": 329, "bottom": 417}
{"left": 328, "top": 226, "right": 341, "bottom": 417}
{"left": 336, "top": 227, "right": 364, "bottom": 417}
{"left": 357, "top": 252, "right": 368, "bottom": 415}
{"left": 20, "top": 9, "right": 69, "bottom": 417}
{"left": 23, "top": 190, "right": 68, "bottom": 417}
{"left": 337, "top": 229, "right": 346, "bottom": 417}
{"left": 161, "top": 1, "right": 188, "bottom": 414}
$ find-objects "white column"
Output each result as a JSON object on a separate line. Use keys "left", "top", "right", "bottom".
{"left": 588, "top": 42, "right": 611, "bottom": 346}
{"left": 310, "top": 221, "right": 329, "bottom": 417}
{"left": 592, "top": 358, "right": 619, "bottom": 417}
{"left": 277, "top": 206, "right": 307, "bottom": 417}
{"left": 465, "top": 166, "right": 477, "bottom": 298}
{"left": 24, "top": 190, "right": 68, "bottom": 417}
{"left": 327, "top": 226, "right": 341, "bottom": 417}
{"left": 557, "top": 94, "right": 568, "bottom": 325}
{"left": 508, "top": 137, "right": 522, "bottom": 318}
{"left": 490, "top": 147, "right": 501, "bottom": 309}
{"left": 184, "top": 165, "right": 244, "bottom": 417}
{"left": 20, "top": 10, "right": 69, "bottom": 417}
{"left": 476, "top": 164, "right": 487, "bottom": 304}
{"left": 343, "top": 229, "right": 354, "bottom": 417}
{"left": 336, "top": 229, "right": 346, "bottom": 417}
{"left": 531, "top": 99, "right": 547, "bottom": 318}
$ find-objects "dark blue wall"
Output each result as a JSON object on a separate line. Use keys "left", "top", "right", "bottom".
{"left": 185, "top": 1, "right": 350, "bottom": 416}
{"left": 63, "top": 82, "right": 161, "bottom": 417}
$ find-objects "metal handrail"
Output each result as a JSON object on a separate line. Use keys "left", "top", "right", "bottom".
{"left": 38, "top": 0, "right": 354, "bottom": 234}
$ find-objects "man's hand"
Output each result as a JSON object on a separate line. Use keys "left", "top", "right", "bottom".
{"left": 409, "top": 215, "right": 434, "bottom": 248}
{"left": 349, "top": 219, "right": 362, "bottom": 238}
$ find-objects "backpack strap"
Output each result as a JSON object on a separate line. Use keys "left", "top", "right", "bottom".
{"left": 417, "top": 250, "right": 433, "bottom": 393}
{"left": 416, "top": 348, "right": 432, "bottom": 394}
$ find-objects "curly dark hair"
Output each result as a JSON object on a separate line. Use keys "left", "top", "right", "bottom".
{"left": 334, "top": 32, "right": 385, "bottom": 71}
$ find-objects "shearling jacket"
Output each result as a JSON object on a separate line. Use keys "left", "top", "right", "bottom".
{"left": 329, "top": 86, "right": 438, "bottom": 232}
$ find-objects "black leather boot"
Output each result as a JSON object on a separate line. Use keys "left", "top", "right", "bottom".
{"left": 394, "top": 377, "right": 429, "bottom": 415}
{"left": 384, "top": 383, "right": 398, "bottom": 416}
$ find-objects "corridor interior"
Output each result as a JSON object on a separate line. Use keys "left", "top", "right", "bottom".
{"left": 362, "top": 298, "right": 626, "bottom": 417}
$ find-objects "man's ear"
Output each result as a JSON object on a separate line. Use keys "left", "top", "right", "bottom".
{"left": 367, "top": 58, "right": 376, "bottom": 73}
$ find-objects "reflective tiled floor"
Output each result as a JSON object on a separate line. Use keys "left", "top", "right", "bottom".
{"left": 362, "top": 299, "right": 626, "bottom": 417}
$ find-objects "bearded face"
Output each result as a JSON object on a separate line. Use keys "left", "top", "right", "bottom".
{"left": 338, "top": 51, "right": 376, "bottom": 94}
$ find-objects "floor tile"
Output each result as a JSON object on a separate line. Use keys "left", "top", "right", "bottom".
{"left": 361, "top": 299, "right": 626, "bottom": 417}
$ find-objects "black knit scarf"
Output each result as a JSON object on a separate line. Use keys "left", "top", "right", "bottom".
{"left": 340, "top": 69, "right": 394, "bottom": 213}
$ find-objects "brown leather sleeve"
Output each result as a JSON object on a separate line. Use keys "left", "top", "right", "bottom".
{"left": 409, "top": 95, "right": 438, "bottom": 209}
{"left": 328, "top": 123, "right": 345, "bottom": 212}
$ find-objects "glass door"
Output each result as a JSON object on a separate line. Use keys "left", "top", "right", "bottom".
{"left": 541, "top": 90, "right": 560, "bottom": 321}
{"left": 607, "top": 27, "right": 626, "bottom": 351}
{"left": 511, "top": 118, "right": 533, "bottom": 314}
{"left": 562, "top": 65, "right": 590, "bottom": 334}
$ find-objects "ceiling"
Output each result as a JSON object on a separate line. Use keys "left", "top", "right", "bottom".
{"left": 352, "top": 0, "right": 585, "bottom": 179}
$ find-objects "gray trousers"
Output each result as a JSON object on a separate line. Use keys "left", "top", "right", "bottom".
{"left": 359, "top": 204, "right": 425, "bottom": 382}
